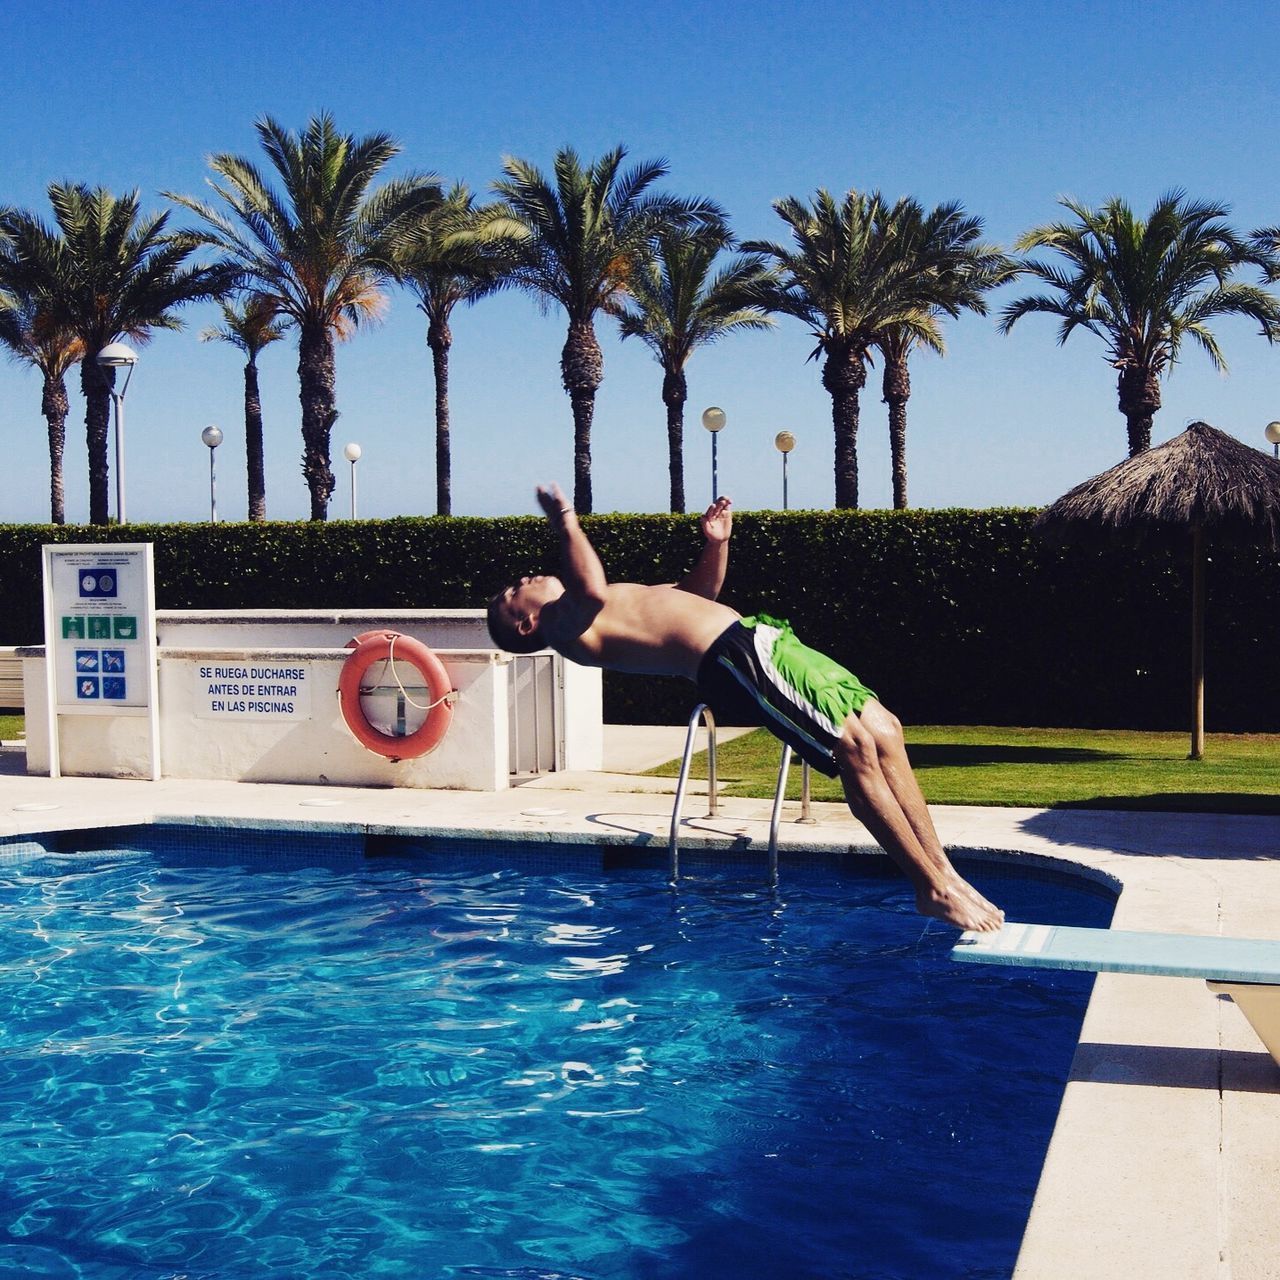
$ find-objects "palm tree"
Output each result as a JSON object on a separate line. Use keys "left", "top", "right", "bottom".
{"left": 168, "top": 113, "right": 442, "bottom": 518}
{"left": 0, "top": 187, "right": 231, "bottom": 523}
{"left": 616, "top": 226, "right": 773, "bottom": 511}
{"left": 744, "top": 189, "right": 947, "bottom": 508}
{"left": 1251, "top": 223, "right": 1280, "bottom": 288}
{"left": 1001, "top": 192, "right": 1280, "bottom": 456}
{"left": 872, "top": 200, "right": 1013, "bottom": 509}
{"left": 396, "top": 185, "right": 519, "bottom": 516}
{"left": 200, "top": 294, "right": 289, "bottom": 521}
{"left": 0, "top": 290, "right": 84, "bottom": 523}
{"left": 492, "top": 145, "right": 722, "bottom": 512}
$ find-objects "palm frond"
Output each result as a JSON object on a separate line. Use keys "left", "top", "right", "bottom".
{"left": 1005, "top": 192, "right": 1280, "bottom": 374}
{"left": 169, "top": 113, "right": 436, "bottom": 331}
{"left": 493, "top": 144, "right": 719, "bottom": 325}
{"left": 615, "top": 226, "right": 773, "bottom": 369}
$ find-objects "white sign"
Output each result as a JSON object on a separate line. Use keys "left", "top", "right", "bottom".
{"left": 43, "top": 545, "right": 156, "bottom": 714}
{"left": 41, "top": 543, "right": 160, "bottom": 779}
{"left": 195, "top": 662, "right": 313, "bottom": 720}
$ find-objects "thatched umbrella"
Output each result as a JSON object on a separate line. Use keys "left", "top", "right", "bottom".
{"left": 1035, "top": 421, "right": 1280, "bottom": 759}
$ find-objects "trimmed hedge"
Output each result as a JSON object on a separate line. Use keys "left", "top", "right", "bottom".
{"left": 3, "top": 512, "right": 1278, "bottom": 731}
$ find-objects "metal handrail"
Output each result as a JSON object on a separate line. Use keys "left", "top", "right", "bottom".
{"left": 669, "top": 707, "right": 810, "bottom": 886}
{"left": 668, "top": 703, "right": 717, "bottom": 882}
{"left": 766, "top": 745, "right": 793, "bottom": 886}
{"left": 798, "top": 759, "right": 816, "bottom": 823}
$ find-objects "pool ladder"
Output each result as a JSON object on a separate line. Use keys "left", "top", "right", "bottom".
{"left": 668, "top": 703, "right": 815, "bottom": 885}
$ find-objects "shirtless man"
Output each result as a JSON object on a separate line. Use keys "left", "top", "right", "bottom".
{"left": 487, "top": 483, "right": 1004, "bottom": 932}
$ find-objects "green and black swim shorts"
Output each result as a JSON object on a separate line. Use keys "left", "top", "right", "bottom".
{"left": 695, "top": 614, "right": 877, "bottom": 777}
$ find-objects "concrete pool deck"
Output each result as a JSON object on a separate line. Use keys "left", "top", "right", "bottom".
{"left": 0, "top": 727, "right": 1276, "bottom": 1280}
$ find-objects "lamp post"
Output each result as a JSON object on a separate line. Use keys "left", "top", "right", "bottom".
{"left": 774, "top": 430, "right": 796, "bottom": 509}
{"left": 776, "top": 425, "right": 812, "bottom": 819}
{"left": 701, "top": 406, "right": 727, "bottom": 504}
{"left": 200, "top": 425, "right": 223, "bottom": 522}
{"left": 96, "top": 342, "right": 138, "bottom": 524}
{"left": 343, "top": 442, "right": 362, "bottom": 518}
{"left": 1266, "top": 421, "right": 1280, "bottom": 459}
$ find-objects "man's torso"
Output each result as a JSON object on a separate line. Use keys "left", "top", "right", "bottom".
{"left": 549, "top": 582, "right": 740, "bottom": 679}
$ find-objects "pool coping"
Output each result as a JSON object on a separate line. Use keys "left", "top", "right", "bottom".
{"left": 0, "top": 762, "right": 1276, "bottom": 1279}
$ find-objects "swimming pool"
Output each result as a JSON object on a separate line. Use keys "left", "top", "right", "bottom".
{"left": 0, "top": 826, "right": 1113, "bottom": 1279}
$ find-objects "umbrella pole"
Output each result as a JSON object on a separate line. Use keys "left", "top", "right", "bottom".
{"left": 1189, "top": 524, "right": 1205, "bottom": 760}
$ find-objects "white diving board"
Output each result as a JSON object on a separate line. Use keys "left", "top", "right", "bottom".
{"left": 953, "top": 922, "right": 1280, "bottom": 1068}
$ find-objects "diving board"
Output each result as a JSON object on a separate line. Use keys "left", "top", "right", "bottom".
{"left": 953, "top": 922, "right": 1280, "bottom": 1068}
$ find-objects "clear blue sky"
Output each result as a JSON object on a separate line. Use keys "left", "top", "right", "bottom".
{"left": 3, "top": 0, "right": 1279, "bottom": 522}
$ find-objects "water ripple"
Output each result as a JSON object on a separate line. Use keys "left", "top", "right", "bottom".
{"left": 0, "top": 846, "right": 1106, "bottom": 1279}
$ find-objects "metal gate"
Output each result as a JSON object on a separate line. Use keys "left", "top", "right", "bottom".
{"left": 508, "top": 653, "right": 558, "bottom": 776}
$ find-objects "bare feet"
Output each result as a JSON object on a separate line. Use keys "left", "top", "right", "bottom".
{"left": 916, "top": 875, "right": 1005, "bottom": 932}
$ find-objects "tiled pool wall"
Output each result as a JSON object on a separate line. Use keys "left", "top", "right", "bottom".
{"left": 0, "top": 819, "right": 1123, "bottom": 909}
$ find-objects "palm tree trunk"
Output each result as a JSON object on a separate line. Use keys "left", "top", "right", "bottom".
{"left": 244, "top": 358, "right": 267, "bottom": 522}
{"left": 882, "top": 351, "right": 911, "bottom": 510}
{"left": 428, "top": 316, "right": 452, "bottom": 517}
{"left": 822, "top": 345, "right": 866, "bottom": 509}
{"left": 81, "top": 359, "right": 113, "bottom": 525}
{"left": 1117, "top": 364, "right": 1161, "bottom": 456}
{"left": 298, "top": 324, "right": 337, "bottom": 520}
{"left": 561, "top": 319, "right": 603, "bottom": 513}
{"left": 1189, "top": 524, "right": 1205, "bottom": 760}
{"left": 42, "top": 374, "right": 68, "bottom": 525}
{"left": 662, "top": 367, "right": 687, "bottom": 513}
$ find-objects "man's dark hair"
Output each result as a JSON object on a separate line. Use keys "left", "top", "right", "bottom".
{"left": 487, "top": 589, "right": 546, "bottom": 655}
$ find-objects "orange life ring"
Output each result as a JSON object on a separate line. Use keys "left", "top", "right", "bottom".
{"left": 338, "top": 630, "right": 455, "bottom": 761}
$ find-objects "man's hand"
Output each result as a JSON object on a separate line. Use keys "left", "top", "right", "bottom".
{"left": 536, "top": 483, "right": 574, "bottom": 525}
{"left": 700, "top": 496, "right": 733, "bottom": 544}
{"left": 676, "top": 497, "right": 732, "bottom": 599}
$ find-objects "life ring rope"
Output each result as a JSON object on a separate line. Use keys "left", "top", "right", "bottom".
{"left": 338, "top": 630, "right": 456, "bottom": 761}
{"left": 368, "top": 634, "right": 457, "bottom": 713}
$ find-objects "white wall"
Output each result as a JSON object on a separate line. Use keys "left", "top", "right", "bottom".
{"left": 158, "top": 610, "right": 603, "bottom": 776}
{"left": 21, "top": 609, "right": 604, "bottom": 789}
{"left": 155, "top": 609, "right": 494, "bottom": 649}
{"left": 24, "top": 647, "right": 510, "bottom": 790}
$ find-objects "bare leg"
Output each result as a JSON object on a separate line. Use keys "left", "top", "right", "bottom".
{"left": 835, "top": 708, "right": 1003, "bottom": 931}
{"left": 860, "top": 700, "right": 952, "bottom": 866}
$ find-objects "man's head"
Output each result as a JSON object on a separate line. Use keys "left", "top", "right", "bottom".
{"left": 486, "top": 575, "right": 565, "bottom": 653}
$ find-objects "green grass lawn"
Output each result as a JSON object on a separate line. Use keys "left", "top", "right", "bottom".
{"left": 648, "top": 724, "right": 1280, "bottom": 814}
{"left": 0, "top": 711, "right": 1271, "bottom": 813}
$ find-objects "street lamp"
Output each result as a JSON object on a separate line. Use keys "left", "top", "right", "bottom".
{"left": 701, "top": 406, "right": 727, "bottom": 504}
{"left": 96, "top": 342, "right": 138, "bottom": 524}
{"left": 774, "top": 430, "right": 796, "bottom": 509}
{"left": 343, "top": 442, "right": 362, "bottom": 518}
{"left": 201, "top": 424, "right": 223, "bottom": 522}
{"left": 1266, "top": 421, "right": 1280, "bottom": 459}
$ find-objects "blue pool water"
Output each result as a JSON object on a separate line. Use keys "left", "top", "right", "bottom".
{"left": 0, "top": 829, "right": 1113, "bottom": 1280}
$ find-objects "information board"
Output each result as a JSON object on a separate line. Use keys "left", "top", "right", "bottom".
{"left": 41, "top": 543, "right": 160, "bottom": 778}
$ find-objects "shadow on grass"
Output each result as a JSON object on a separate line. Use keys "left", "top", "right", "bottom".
{"left": 1019, "top": 803, "right": 1280, "bottom": 860}
{"left": 1051, "top": 792, "right": 1280, "bottom": 816}
{"left": 907, "top": 743, "right": 1125, "bottom": 767}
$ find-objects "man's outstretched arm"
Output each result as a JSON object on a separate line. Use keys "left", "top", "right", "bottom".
{"left": 537, "top": 483, "right": 607, "bottom": 638}
{"left": 676, "top": 497, "right": 733, "bottom": 600}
